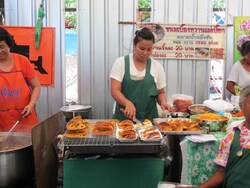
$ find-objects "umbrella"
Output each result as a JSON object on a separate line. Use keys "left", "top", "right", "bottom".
{"left": 35, "top": 4, "right": 45, "bottom": 49}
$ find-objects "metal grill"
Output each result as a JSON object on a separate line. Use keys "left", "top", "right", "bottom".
{"left": 63, "top": 136, "right": 167, "bottom": 154}
{"left": 63, "top": 136, "right": 164, "bottom": 146}
{"left": 62, "top": 119, "right": 169, "bottom": 155}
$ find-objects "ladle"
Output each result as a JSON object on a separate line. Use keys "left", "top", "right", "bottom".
{"left": 4, "top": 114, "right": 25, "bottom": 140}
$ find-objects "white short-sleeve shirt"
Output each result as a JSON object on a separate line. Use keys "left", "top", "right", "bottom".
{"left": 109, "top": 54, "right": 166, "bottom": 90}
{"left": 227, "top": 61, "right": 250, "bottom": 89}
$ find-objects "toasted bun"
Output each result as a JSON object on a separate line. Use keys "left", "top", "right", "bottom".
{"left": 118, "top": 123, "right": 134, "bottom": 129}
{"left": 120, "top": 119, "right": 134, "bottom": 125}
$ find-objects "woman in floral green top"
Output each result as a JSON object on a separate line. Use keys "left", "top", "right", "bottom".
{"left": 176, "top": 85, "right": 250, "bottom": 188}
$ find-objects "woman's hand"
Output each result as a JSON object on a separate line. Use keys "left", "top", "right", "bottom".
{"left": 161, "top": 103, "right": 172, "bottom": 112}
{"left": 226, "top": 81, "right": 236, "bottom": 95}
{"left": 120, "top": 101, "right": 137, "bottom": 120}
{"left": 22, "top": 103, "right": 36, "bottom": 117}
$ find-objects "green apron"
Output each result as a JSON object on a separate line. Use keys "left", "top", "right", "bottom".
{"left": 113, "top": 55, "right": 158, "bottom": 121}
{"left": 223, "top": 128, "right": 250, "bottom": 187}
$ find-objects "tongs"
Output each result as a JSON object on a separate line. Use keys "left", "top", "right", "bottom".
{"left": 119, "top": 108, "right": 141, "bottom": 124}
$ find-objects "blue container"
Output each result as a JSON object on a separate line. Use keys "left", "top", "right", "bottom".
{"left": 65, "top": 29, "right": 77, "bottom": 55}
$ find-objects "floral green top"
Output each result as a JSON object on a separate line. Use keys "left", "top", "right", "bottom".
{"left": 214, "top": 120, "right": 250, "bottom": 167}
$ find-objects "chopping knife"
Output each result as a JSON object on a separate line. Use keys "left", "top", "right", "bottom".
{"left": 119, "top": 108, "right": 141, "bottom": 124}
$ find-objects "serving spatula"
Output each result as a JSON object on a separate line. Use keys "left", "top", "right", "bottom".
{"left": 119, "top": 108, "right": 141, "bottom": 124}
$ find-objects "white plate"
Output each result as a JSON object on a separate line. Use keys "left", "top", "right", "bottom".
{"left": 138, "top": 128, "right": 162, "bottom": 142}
{"left": 116, "top": 128, "right": 137, "bottom": 142}
{"left": 158, "top": 182, "right": 192, "bottom": 188}
{"left": 135, "top": 123, "right": 153, "bottom": 130}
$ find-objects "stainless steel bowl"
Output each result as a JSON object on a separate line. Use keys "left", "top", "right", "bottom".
{"left": 60, "top": 105, "right": 92, "bottom": 119}
{"left": 195, "top": 117, "right": 227, "bottom": 132}
{"left": 170, "top": 112, "right": 190, "bottom": 118}
{"left": 188, "top": 104, "right": 212, "bottom": 115}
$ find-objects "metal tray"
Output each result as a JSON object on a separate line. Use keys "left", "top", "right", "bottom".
{"left": 160, "top": 130, "right": 202, "bottom": 135}
{"left": 153, "top": 118, "right": 202, "bottom": 135}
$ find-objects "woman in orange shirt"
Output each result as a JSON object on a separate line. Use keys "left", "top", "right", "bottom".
{"left": 0, "top": 27, "right": 41, "bottom": 133}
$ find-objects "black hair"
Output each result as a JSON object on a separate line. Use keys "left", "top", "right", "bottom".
{"left": 0, "top": 27, "right": 13, "bottom": 47}
{"left": 240, "top": 40, "right": 250, "bottom": 56}
{"left": 133, "top": 27, "right": 155, "bottom": 45}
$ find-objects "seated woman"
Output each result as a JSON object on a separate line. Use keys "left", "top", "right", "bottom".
{"left": 176, "top": 85, "right": 250, "bottom": 187}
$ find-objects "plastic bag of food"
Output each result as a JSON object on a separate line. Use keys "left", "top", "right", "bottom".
{"left": 172, "top": 94, "right": 193, "bottom": 113}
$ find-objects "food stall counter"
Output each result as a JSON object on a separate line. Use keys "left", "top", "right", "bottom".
{"left": 59, "top": 118, "right": 170, "bottom": 188}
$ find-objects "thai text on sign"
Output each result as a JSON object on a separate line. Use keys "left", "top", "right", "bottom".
{"left": 138, "top": 23, "right": 226, "bottom": 60}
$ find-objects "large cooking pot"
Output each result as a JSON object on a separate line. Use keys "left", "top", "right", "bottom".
{"left": 0, "top": 132, "right": 34, "bottom": 187}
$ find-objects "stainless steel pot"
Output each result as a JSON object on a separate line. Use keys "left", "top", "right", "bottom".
{"left": 0, "top": 132, "right": 34, "bottom": 187}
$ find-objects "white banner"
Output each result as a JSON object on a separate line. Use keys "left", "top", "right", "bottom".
{"left": 139, "top": 23, "right": 227, "bottom": 60}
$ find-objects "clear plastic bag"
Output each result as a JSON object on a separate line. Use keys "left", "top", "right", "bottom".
{"left": 172, "top": 94, "right": 193, "bottom": 113}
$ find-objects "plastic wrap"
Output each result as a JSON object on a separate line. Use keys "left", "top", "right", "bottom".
{"left": 172, "top": 94, "right": 193, "bottom": 113}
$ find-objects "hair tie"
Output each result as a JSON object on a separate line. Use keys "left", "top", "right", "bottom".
{"left": 135, "top": 28, "right": 142, "bottom": 35}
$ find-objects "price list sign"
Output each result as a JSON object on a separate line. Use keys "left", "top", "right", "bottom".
{"left": 139, "top": 23, "right": 226, "bottom": 60}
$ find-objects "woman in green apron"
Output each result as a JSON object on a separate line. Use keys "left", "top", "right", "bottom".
{"left": 110, "top": 27, "right": 171, "bottom": 121}
{"left": 176, "top": 85, "right": 250, "bottom": 188}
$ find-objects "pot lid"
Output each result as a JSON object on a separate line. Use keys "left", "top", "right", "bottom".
{"left": 60, "top": 105, "right": 92, "bottom": 112}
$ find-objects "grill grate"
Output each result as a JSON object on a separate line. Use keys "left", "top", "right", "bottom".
{"left": 63, "top": 136, "right": 167, "bottom": 154}
{"left": 62, "top": 120, "right": 167, "bottom": 154}
{"left": 63, "top": 136, "right": 163, "bottom": 147}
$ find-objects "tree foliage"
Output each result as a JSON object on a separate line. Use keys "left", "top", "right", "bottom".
{"left": 138, "top": 0, "right": 151, "bottom": 9}
{"left": 65, "top": 0, "right": 77, "bottom": 29}
{"left": 65, "top": 0, "right": 77, "bottom": 8}
{"left": 64, "top": 0, "right": 225, "bottom": 29}
{"left": 213, "top": 0, "right": 225, "bottom": 9}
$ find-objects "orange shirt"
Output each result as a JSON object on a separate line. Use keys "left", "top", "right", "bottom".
{"left": 0, "top": 53, "right": 37, "bottom": 80}
{"left": 0, "top": 53, "right": 38, "bottom": 133}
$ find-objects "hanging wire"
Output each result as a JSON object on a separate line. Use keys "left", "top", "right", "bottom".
{"left": 120, "top": 24, "right": 135, "bottom": 53}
